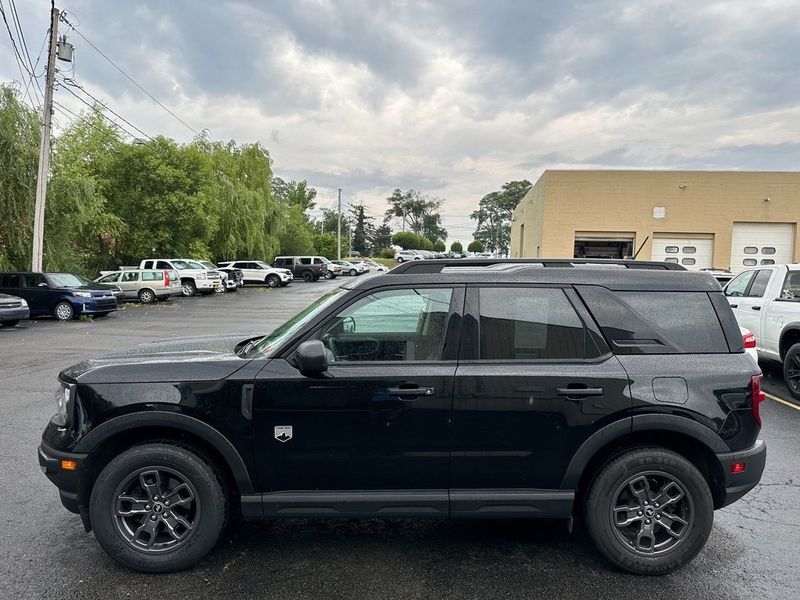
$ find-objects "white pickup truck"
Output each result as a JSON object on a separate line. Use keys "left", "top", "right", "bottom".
{"left": 138, "top": 259, "right": 222, "bottom": 296}
{"left": 723, "top": 263, "right": 800, "bottom": 398}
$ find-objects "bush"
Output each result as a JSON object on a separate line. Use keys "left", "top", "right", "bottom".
{"left": 392, "top": 231, "right": 433, "bottom": 250}
{"left": 433, "top": 241, "right": 446, "bottom": 252}
{"left": 467, "top": 240, "right": 485, "bottom": 253}
{"left": 450, "top": 241, "right": 463, "bottom": 253}
{"left": 379, "top": 247, "right": 396, "bottom": 259}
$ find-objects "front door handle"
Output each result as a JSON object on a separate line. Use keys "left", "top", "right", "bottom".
{"left": 729, "top": 303, "right": 738, "bottom": 308}
{"left": 751, "top": 306, "right": 762, "bottom": 311}
{"left": 386, "top": 385, "right": 435, "bottom": 399}
{"left": 556, "top": 386, "right": 604, "bottom": 398}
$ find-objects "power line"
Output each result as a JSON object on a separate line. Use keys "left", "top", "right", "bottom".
{"left": 21, "top": 24, "right": 48, "bottom": 102}
{"left": 0, "top": 0, "right": 37, "bottom": 107}
{"left": 59, "top": 76, "right": 152, "bottom": 140}
{"left": 5, "top": 0, "right": 42, "bottom": 106}
{"left": 59, "top": 12, "right": 199, "bottom": 136}
{"left": 57, "top": 83, "right": 145, "bottom": 140}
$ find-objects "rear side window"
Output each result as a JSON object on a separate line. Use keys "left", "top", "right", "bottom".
{"left": 615, "top": 292, "right": 728, "bottom": 353}
{"left": 300, "top": 258, "right": 311, "bottom": 265}
{"left": 1, "top": 274, "right": 22, "bottom": 287}
{"left": 121, "top": 272, "right": 139, "bottom": 282}
{"left": 142, "top": 271, "right": 161, "bottom": 281}
{"left": 478, "top": 287, "right": 601, "bottom": 360}
{"left": 780, "top": 271, "right": 800, "bottom": 300}
{"left": 747, "top": 270, "right": 772, "bottom": 298}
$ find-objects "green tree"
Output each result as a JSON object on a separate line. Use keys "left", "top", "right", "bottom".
{"left": 313, "top": 232, "right": 342, "bottom": 259}
{"left": 433, "top": 241, "right": 446, "bottom": 252}
{"left": 370, "top": 224, "right": 393, "bottom": 253}
{"left": 384, "top": 189, "right": 447, "bottom": 243}
{"left": 467, "top": 240, "right": 485, "bottom": 253}
{"left": 392, "top": 231, "right": 433, "bottom": 250}
{"left": 349, "top": 204, "right": 374, "bottom": 256}
{"left": 319, "top": 208, "right": 349, "bottom": 238}
{"left": 450, "top": 241, "right": 463, "bottom": 253}
{"left": 0, "top": 85, "right": 39, "bottom": 270}
{"left": 470, "top": 180, "right": 531, "bottom": 256}
{"left": 272, "top": 177, "right": 317, "bottom": 211}
{"left": 278, "top": 204, "right": 315, "bottom": 255}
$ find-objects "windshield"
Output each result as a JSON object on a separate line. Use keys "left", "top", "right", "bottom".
{"left": 172, "top": 260, "right": 192, "bottom": 270}
{"left": 243, "top": 287, "right": 347, "bottom": 358}
{"left": 317, "top": 257, "right": 332, "bottom": 264}
{"left": 200, "top": 261, "right": 217, "bottom": 269}
{"left": 186, "top": 260, "right": 206, "bottom": 270}
{"left": 48, "top": 273, "right": 87, "bottom": 287}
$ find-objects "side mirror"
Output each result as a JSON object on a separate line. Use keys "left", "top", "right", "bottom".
{"left": 295, "top": 340, "right": 328, "bottom": 376}
{"left": 37, "top": 282, "right": 49, "bottom": 288}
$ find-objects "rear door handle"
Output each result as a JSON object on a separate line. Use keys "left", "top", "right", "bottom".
{"left": 751, "top": 306, "right": 761, "bottom": 311}
{"left": 556, "top": 387, "right": 604, "bottom": 398}
{"left": 729, "top": 304, "right": 738, "bottom": 308}
{"left": 386, "top": 386, "right": 435, "bottom": 399}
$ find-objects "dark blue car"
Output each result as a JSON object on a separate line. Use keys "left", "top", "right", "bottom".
{"left": 0, "top": 272, "right": 118, "bottom": 321}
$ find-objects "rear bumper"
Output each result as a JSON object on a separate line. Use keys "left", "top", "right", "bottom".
{"left": 716, "top": 440, "right": 767, "bottom": 507}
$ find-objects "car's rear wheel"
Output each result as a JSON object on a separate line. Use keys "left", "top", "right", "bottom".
{"left": 138, "top": 288, "right": 156, "bottom": 304}
{"left": 783, "top": 343, "right": 800, "bottom": 399}
{"left": 324, "top": 271, "right": 333, "bottom": 280}
{"left": 266, "top": 274, "right": 280, "bottom": 288}
{"left": 1, "top": 320, "right": 20, "bottom": 327}
{"left": 54, "top": 301, "right": 74, "bottom": 321}
{"left": 302, "top": 271, "right": 314, "bottom": 282}
{"left": 585, "top": 447, "right": 713, "bottom": 575}
{"left": 350, "top": 268, "right": 357, "bottom": 276}
{"left": 89, "top": 443, "right": 227, "bottom": 573}
{"left": 396, "top": 257, "right": 404, "bottom": 263}
{"left": 182, "top": 280, "right": 196, "bottom": 297}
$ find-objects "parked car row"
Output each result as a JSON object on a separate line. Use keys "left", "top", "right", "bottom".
{"left": 394, "top": 249, "right": 465, "bottom": 262}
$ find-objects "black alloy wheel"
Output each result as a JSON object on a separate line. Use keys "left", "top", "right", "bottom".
{"left": 302, "top": 271, "right": 314, "bottom": 282}
{"left": 783, "top": 343, "right": 800, "bottom": 399}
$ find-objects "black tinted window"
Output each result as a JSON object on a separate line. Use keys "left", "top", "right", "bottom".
{"left": 747, "top": 270, "right": 772, "bottom": 298}
{"left": 616, "top": 292, "right": 728, "bottom": 353}
{"left": 0, "top": 274, "right": 22, "bottom": 287}
{"left": 300, "top": 258, "right": 311, "bottom": 265}
{"left": 478, "top": 287, "right": 596, "bottom": 360}
{"left": 156, "top": 261, "right": 171, "bottom": 269}
{"left": 24, "top": 274, "right": 46, "bottom": 287}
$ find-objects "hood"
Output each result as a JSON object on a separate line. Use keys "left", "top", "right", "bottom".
{"left": 61, "top": 333, "right": 264, "bottom": 384}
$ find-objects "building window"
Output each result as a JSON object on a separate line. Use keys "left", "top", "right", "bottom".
{"left": 761, "top": 259, "right": 775, "bottom": 265}
{"left": 681, "top": 258, "right": 696, "bottom": 265}
{"left": 665, "top": 246, "right": 679, "bottom": 253}
{"left": 743, "top": 258, "right": 758, "bottom": 266}
{"left": 762, "top": 247, "right": 776, "bottom": 255}
{"left": 682, "top": 246, "right": 696, "bottom": 254}
{"left": 743, "top": 247, "right": 758, "bottom": 254}
{"left": 664, "top": 257, "right": 679, "bottom": 263}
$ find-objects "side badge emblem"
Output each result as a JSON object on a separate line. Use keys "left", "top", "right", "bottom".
{"left": 274, "top": 425, "right": 293, "bottom": 443}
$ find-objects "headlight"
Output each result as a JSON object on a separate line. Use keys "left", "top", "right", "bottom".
{"left": 52, "top": 381, "right": 75, "bottom": 427}
{"left": 198, "top": 272, "right": 206, "bottom": 280}
{"left": 72, "top": 291, "right": 91, "bottom": 298}
{"left": 20, "top": 299, "right": 28, "bottom": 307}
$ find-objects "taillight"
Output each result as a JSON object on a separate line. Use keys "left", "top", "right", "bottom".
{"left": 164, "top": 270, "right": 170, "bottom": 286}
{"left": 743, "top": 331, "right": 756, "bottom": 349}
{"left": 750, "top": 374, "right": 766, "bottom": 426}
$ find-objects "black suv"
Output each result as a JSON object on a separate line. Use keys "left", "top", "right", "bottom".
{"left": 38, "top": 259, "right": 766, "bottom": 574}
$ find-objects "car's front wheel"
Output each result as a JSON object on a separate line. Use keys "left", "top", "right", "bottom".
{"left": 181, "top": 280, "right": 196, "bottom": 297}
{"left": 89, "top": 443, "right": 228, "bottom": 573}
{"left": 266, "top": 274, "right": 280, "bottom": 288}
{"left": 396, "top": 257, "right": 404, "bottom": 263}
{"left": 54, "top": 301, "right": 75, "bottom": 321}
{"left": 585, "top": 447, "right": 713, "bottom": 575}
{"left": 783, "top": 343, "right": 800, "bottom": 399}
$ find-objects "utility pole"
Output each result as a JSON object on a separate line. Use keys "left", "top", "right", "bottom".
{"left": 31, "top": 3, "right": 60, "bottom": 271}
{"left": 337, "top": 188, "right": 342, "bottom": 260}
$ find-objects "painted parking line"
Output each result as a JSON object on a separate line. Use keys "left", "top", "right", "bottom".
{"left": 764, "top": 391, "right": 800, "bottom": 411}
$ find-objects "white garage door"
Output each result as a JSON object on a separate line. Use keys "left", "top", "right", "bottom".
{"left": 730, "top": 223, "right": 794, "bottom": 273}
{"left": 651, "top": 236, "right": 714, "bottom": 270}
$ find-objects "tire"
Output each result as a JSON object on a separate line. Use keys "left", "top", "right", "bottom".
{"left": 138, "top": 288, "right": 157, "bottom": 304}
{"left": 182, "top": 280, "right": 197, "bottom": 297}
{"left": 1, "top": 320, "right": 20, "bottom": 327}
{"left": 266, "top": 274, "right": 280, "bottom": 288}
{"left": 324, "top": 271, "right": 333, "bottom": 280}
{"left": 89, "top": 442, "right": 228, "bottom": 573}
{"left": 585, "top": 447, "right": 713, "bottom": 575}
{"left": 349, "top": 268, "right": 357, "bottom": 276}
{"left": 783, "top": 343, "right": 800, "bottom": 400}
{"left": 302, "top": 271, "right": 314, "bottom": 283}
{"left": 396, "top": 257, "right": 404, "bottom": 263}
{"left": 54, "top": 301, "right": 74, "bottom": 321}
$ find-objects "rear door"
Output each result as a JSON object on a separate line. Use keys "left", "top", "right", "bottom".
{"left": 23, "top": 273, "right": 53, "bottom": 315}
{"left": 118, "top": 271, "right": 140, "bottom": 298}
{"left": 450, "top": 285, "right": 630, "bottom": 512}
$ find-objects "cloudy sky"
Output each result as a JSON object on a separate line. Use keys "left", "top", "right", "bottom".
{"left": 4, "top": 0, "right": 800, "bottom": 243}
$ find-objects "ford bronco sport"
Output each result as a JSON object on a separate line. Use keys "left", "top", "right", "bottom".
{"left": 38, "top": 259, "right": 766, "bottom": 574}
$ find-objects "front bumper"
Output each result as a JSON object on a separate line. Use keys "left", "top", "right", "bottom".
{"left": 716, "top": 439, "right": 767, "bottom": 507}
{"left": 74, "top": 298, "right": 118, "bottom": 315}
{"left": 195, "top": 279, "right": 219, "bottom": 291}
{"left": 38, "top": 440, "right": 87, "bottom": 516}
{"left": 0, "top": 306, "right": 29, "bottom": 322}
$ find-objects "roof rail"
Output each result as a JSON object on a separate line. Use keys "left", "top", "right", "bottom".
{"left": 388, "top": 258, "right": 686, "bottom": 275}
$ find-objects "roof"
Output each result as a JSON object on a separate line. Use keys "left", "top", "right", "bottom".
{"left": 344, "top": 259, "right": 722, "bottom": 292}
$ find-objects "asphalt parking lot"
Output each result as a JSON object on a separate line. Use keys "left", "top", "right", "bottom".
{"left": 1, "top": 276, "right": 799, "bottom": 600}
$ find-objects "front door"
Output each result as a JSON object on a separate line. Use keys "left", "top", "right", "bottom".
{"left": 450, "top": 285, "right": 630, "bottom": 512}
{"left": 253, "top": 286, "right": 462, "bottom": 506}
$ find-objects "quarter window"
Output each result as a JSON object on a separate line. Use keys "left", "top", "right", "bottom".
{"left": 142, "top": 271, "right": 160, "bottom": 281}
{"left": 478, "top": 287, "right": 596, "bottom": 360}
{"left": 318, "top": 288, "right": 453, "bottom": 362}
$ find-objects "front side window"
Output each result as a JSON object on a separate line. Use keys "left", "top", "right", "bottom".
{"left": 747, "top": 270, "right": 772, "bottom": 297}
{"left": 478, "top": 287, "right": 595, "bottom": 360}
{"left": 318, "top": 288, "right": 453, "bottom": 362}
{"left": 781, "top": 271, "right": 800, "bottom": 300}
{"left": 98, "top": 273, "right": 120, "bottom": 283}
{"left": 24, "top": 273, "right": 46, "bottom": 287}
{"left": 725, "top": 271, "right": 755, "bottom": 297}
{"left": 155, "top": 261, "right": 171, "bottom": 270}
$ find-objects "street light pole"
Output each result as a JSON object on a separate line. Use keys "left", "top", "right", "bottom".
{"left": 337, "top": 188, "right": 342, "bottom": 260}
{"left": 31, "top": 3, "right": 60, "bottom": 271}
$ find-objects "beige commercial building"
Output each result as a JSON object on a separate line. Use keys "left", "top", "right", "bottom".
{"left": 510, "top": 170, "right": 800, "bottom": 272}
